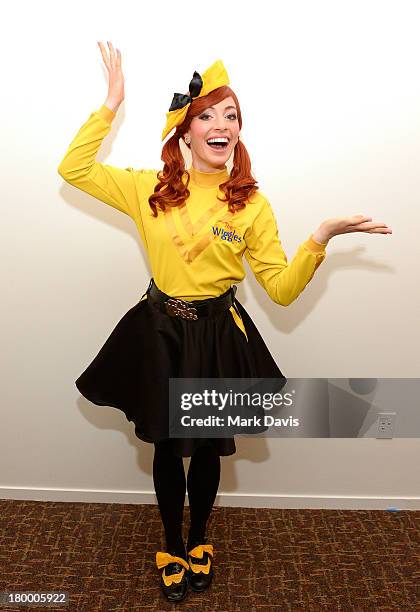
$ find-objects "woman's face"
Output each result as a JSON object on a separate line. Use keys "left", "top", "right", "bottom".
{"left": 185, "top": 96, "right": 240, "bottom": 172}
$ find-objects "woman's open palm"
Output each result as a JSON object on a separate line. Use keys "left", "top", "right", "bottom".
{"left": 327, "top": 215, "right": 392, "bottom": 238}
{"left": 97, "top": 41, "right": 125, "bottom": 105}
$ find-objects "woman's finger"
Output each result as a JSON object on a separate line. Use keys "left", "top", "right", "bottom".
{"left": 348, "top": 215, "right": 372, "bottom": 225}
{"left": 107, "top": 41, "right": 115, "bottom": 69}
{"left": 349, "top": 222, "right": 391, "bottom": 233}
{"left": 363, "top": 221, "right": 390, "bottom": 230}
{"left": 97, "top": 41, "right": 110, "bottom": 70}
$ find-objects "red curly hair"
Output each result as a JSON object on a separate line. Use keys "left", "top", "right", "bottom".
{"left": 148, "top": 85, "right": 259, "bottom": 217}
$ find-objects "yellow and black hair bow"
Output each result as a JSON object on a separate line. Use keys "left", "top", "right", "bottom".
{"left": 161, "top": 59, "right": 230, "bottom": 141}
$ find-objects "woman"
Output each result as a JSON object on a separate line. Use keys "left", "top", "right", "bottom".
{"left": 57, "top": 43, "right": 392, "bottom": 603}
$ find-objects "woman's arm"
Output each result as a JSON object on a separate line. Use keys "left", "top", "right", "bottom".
{"left": 244, "top": 196, "right": 328, "bottom": 307}
{"left": 57, "top": 104, "right": 140, "bottom": 219}
{"left": 57, "top": 41, "right": 140, "bottom": 219}
{"left": 244, "top": 197, "right": 392, "bottom": 307}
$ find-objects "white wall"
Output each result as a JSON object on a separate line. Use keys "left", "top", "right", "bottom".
{"left": 1, "top": 0, "right": 419, "bottom": 509}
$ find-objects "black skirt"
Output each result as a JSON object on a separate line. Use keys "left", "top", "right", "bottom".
{"left": 75, "top": 279, "right": 287, "bottom": 457}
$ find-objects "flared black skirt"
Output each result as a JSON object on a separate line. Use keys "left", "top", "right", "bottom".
{"left": 75, "top": 280, "right": 287, "bottom": 457}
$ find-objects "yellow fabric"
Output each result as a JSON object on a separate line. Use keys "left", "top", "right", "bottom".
{"left": 188, "top": 543, "right": 214, "bottom": 558}
{"left": 229, "top": 305, "right": 248, "bottom": 342}
{"left": 188, "top": 544, "right": 214, "bottom": 575}
{"left": 189, "top": 557, "right": 211, "bottom": 575}
{"left": 57, "top": 105, "right": 329, "bottom": 324}
{"left": 161, "top": 567, "right": 185, "bottom": 587}
{"left": 161, "top": 59, "right": 230, "bottom": 141}
{"left": 156, "top": 552, "right": 189, "bottom": 570}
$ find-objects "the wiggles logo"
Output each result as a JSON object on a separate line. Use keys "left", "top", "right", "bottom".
{"left": 212, "top": 221, "right": 243, "bottom": 243}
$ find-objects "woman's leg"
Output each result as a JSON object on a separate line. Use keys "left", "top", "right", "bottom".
{"left": 186, "top": 444, "right": 221, "bottom": 549}
{"left": 153, "top": 439, "right": 187, "bottom": 559}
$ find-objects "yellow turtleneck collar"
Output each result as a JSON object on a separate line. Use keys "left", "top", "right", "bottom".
{"left": 187, "top": 165, "right": 230, "bottom": 189}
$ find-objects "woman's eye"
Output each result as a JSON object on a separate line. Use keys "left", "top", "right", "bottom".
{"left": 199, "top": 113, "right": 237, "bottom": 120}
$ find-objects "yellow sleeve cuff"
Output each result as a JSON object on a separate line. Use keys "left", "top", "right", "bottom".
{"left": 96, "top": 104, "right": 116, "bottom": 124}
{"left": 305, "top": 234, "right": 328, "bottom": 253}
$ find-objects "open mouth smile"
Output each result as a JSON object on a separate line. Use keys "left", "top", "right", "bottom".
{"left": 206, "top": 137, "right": 230, "bottom": 152}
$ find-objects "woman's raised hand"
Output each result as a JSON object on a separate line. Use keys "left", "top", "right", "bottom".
{"left": 97, "top": 41, "right": 125, "bottom": 112}
{"left": 313, "top": 215, "right": 392, "bottom": 244}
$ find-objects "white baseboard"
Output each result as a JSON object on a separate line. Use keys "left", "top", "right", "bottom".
{"left": 1, "top": 487, "right": 419, "bottom": 510}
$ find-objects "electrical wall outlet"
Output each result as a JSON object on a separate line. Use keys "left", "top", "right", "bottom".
{"left": 376, "top": 412, "right": 396, "bottom": 439}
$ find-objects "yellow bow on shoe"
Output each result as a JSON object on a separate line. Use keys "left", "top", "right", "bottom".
{"left": 188, "top": 544, "right": 214, "bottom": 575}
{"left": 155, "top": 552, "right": 190, "bottom": 587}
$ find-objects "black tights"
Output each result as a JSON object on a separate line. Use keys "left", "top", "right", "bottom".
{"left": 153, "top": 440, "right": 221, "bottom": 559}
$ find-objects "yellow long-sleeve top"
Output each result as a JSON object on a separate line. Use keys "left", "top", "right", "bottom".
{"left": 57, "top": 104, "right": 328, "bottom": 337}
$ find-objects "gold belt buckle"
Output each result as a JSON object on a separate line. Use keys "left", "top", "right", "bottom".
{"left": 165, "top": 297, "right": 198, "bottom": 320}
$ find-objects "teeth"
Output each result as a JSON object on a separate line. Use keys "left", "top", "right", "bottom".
{"left": 207, "top": 137, "right": 229, "bottom": 144}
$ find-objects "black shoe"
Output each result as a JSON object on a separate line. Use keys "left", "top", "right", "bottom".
{"left": 187, "top": 539, "right": 214, "bottom": 592}
{"left": 155, "top": 551, "right": 189, "bottom": 602}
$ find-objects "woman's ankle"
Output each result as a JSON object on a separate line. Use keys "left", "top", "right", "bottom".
{"left": 166, "top": 544, "right": 187, "bottom": 560}
{"left": 187, "top": 533, "right": 206, "bottom": 551}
